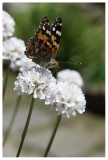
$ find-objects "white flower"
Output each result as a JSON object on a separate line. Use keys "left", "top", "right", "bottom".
{"left": 10, "top": 56, "right": 35, "bottom": 72}
{"left": 3, "top": 37, "right": 26, "bottom": 61}
{"left": 14, "top": 66, "right": 57, "bottom": 100}
{"left": 3, "top": 37, "right": 36, "bottom": 71}
{"left": 14, "top": 65, "right": 86, "bottom": 118}
{"left": 19, "top": 57, "right": 36, "bottom": 72}
{"left": 46, "top": 81, "right": 86, "bottom": 118}
{"left": 57, "top": 69, "right": 84, "bottom": 87}
{"left": 2, "top": 10, "right": 15, "bottom": 38}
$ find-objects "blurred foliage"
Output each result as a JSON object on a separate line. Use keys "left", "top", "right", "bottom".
{"left": 4, "top": 3, "right": 105, "bottom": 85}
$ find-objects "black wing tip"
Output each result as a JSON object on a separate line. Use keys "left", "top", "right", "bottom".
{"left": 56, "top": 16, "right": 62, "bottom": 21}
{"left": 41, "top": 16, "right": 62, "bottom": 23}
{"left": 41, "top": 16, "right": 48, "bottom": 20}
{"left": 40, "top": 16, "right": 49, "bottom": 24}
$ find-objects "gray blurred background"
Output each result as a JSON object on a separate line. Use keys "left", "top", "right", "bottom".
{"left": 3, "top": 3, "right": 105, "bottom": 157}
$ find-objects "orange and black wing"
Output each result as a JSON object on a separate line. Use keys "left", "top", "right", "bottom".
{"left": 51, "top": 17, "right": 62, "bottom": 59}
{"left": 25, "top": 16, "right": 52, "bottom": 67}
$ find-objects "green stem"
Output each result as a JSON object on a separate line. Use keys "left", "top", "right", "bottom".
{"left": 44, "top": 115, "right": 61, "bottom": 157}
{"left": 16, "top": 96, "right": 34, "bottom": 157}
{"left": 3, "top": 96, "right": 22, "bottom": 146}
{"left": 3, "top": 61, "right": 10, "bottom": 101}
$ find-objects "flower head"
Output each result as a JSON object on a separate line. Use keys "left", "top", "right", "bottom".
{"left": 14, "top": 66, "right": 56, "bottom": 100}
{"left": 57, "top": 69, "right": 84, "bottom": 87}
{"left": 3, "top": 37, "right": 25, "bottom": 61}
{"left": 3, "top": 37, "right": 35, "bottom": 71}
{"left": 2, "top": 10, "right": 15, "bottom": 38}
{"left": 14, "top": 66, "right": 86, "bottom": 118}
{"left": 46, "top": 81, "right": 86, "bottom": 118}
{"left": 10, "top": 56, "right": 35, "bottom": 72}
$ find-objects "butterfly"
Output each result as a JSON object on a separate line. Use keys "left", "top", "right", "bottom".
{"left": 25, "top": 16, "right": 62, "bottom": 68}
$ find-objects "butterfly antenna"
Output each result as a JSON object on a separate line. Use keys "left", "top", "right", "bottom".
{"left": 58, "top": 61, "right": 81, "bottom": 65}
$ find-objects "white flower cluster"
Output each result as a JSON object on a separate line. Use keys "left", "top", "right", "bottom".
{"left": 2, "top": 10, "right": 15, "bottom": 38}
{"left": 2, "top": 10, "right": 35, "bottom": 71}
{"left": 57, "top": 69, "right": 84, "bottom": 87}
{"left": 3, "top": 37, "right": 35, "bottom": 71}
{"left": 14, "top": 66, "right": 57, "bottom": 99}
{"left": 10, "top": 56, "right": 35, "bottom": 72}
{"left": 14, "top": 66, "right": 86, "bottom": 118}
{"left": 47, "top": 81, "right": 86, "bottom": 118}
{"left": 3, "top": 37, "right": 25, "bottom": 61}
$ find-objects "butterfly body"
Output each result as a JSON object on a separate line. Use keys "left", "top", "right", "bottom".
{"left": 25, "top": 16, "right": 62, "bottom": 68}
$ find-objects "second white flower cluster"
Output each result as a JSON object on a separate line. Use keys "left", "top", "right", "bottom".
{"left": 2, "top": 10, "right": 35, "bottom": 72}
{"left": 14, "top": 66, "right": 86, "bottom": 118}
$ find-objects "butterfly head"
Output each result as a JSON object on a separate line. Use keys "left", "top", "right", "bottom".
{"left": 46, "top": 58, "right": 59, "bottom": 68}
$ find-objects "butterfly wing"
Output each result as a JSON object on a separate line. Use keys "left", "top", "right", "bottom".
{"left": 25, "top": 16, "right": 52, "bottom": 67}
{"left": 51, "top": 17, "right": 62, "bottom": 59}
{"left": 36, "top": 16, "right": 52, "bottom": 53}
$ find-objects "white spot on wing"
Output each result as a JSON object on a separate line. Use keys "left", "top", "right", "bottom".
{"left": 52, "top": 27, "right": 55, "bottom": 31}
{"left": 43, "top": 26, "right": 45, "bottom": 30}
{"left": 56, "top": 30, "right": 61, "bottom": 36}
{"left": 46, "top": 30, "right": 51, "bottom": 36}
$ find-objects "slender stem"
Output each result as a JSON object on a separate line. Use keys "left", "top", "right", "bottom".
{"left": 44, "top": 115, "right": 61, "bottom": 157}
{"left": 3, "top": 61, "right": 10, "bottom": 101}
{"left": 3, "top": 96, "right": 22, "bottom": 146}
{"left": 16, "top": 96, "right": 34, "bottom": 157}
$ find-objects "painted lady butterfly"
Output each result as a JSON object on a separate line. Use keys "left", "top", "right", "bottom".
{"left": 25, "top": 16, "right": 62, "bottom": 68}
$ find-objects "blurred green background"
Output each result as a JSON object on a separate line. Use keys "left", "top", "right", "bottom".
{"left": 3, "top": 3, "right": 105, "bottom": 157}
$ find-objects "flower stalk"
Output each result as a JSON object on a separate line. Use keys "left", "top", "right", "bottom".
{"left": 3, "top": 61, "right": 10, "bottom": 101}
{"left": 3, "top": 96, "right": 22, "bottom": 146}
{"left": 44, "top": 115, "right": 61, "bottom": 157}
{"left": 16, "top": 96, "right": 34, "bottom": 157}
